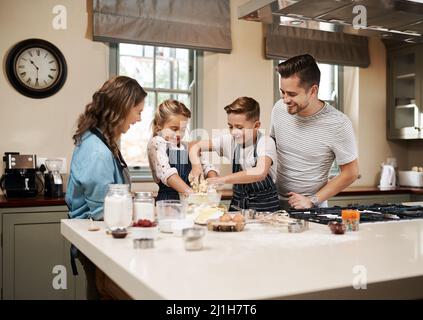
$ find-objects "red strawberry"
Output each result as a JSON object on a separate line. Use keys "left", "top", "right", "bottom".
{"left": 134, "top": 219, "right": 156, "bottom": 227}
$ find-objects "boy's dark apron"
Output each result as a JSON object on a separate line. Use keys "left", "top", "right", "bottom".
{"left": 69, "top": 128, "right": 130, "bottom": 276}
{"left": 156, "top": 147, "right": 192, "bottom": 201}
{"left": 230, "top": 136, "right": 280, "bottom": 212}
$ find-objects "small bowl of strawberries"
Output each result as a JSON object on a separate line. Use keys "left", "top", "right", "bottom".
{"left": 134, "top": 219, "right": 157, "bottom": 228}
{"left": 131, "top": 219, "right": 159, "bottom": 240}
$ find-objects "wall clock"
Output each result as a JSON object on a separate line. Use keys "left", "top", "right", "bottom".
{"left": 5, "top": 38, "right": 67, "bottom": 99}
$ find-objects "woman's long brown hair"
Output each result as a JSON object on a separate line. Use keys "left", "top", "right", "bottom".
{"left": 72, "top": 76, "right": 147, "bottom": 157}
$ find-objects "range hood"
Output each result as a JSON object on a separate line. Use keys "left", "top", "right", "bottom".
{"left": 238, "top": 0, "right": 423, "bottom": 43}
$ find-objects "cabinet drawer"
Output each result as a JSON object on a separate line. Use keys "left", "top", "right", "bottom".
{"left": 2, "top": 210, "right": 85, "bottom": 300}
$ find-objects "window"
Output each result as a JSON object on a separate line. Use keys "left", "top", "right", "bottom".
{"left": 110, "top": 43, "right": 200, "bottom": 181}
{"left": 317, "top": 63, "right": 342, "bottom": 110}
{"left": 274, "top": 61, "right": 344, "bottom": 177}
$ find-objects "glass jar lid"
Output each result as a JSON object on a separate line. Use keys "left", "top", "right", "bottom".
{"left": 107, "top": 184, "right": 130, "bottom": 191}
{"left": 135, "top": 192, "right": 153, "bottom": 199}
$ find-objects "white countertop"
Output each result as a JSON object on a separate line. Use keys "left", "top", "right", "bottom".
{"left": 61, "top": 209, "right": 423, "bottom": 300}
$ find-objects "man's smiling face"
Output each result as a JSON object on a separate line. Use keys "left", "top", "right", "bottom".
{"left": 279, "top": 75, "right": 317, "bottom": 115}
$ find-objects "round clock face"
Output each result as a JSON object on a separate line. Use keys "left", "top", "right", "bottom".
{"left": 15, "top": 47, "right": 60, "bottom": 90}
{"left": 6, "top": 39, "right": 67, "bottom": 99}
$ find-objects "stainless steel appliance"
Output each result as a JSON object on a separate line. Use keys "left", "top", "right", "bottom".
{"left": 0, "top": 152, "right": 39, "bottom": 198}
{"left": 288, "top": 203, "right": 423, "bottom": 224}
{"left": 238, "top": 0, "right": 423, "bottom": 43}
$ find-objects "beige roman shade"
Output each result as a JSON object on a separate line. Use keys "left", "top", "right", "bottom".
{"left": 266, "top": 24, "right": 370, "bottom": 67}
{"left": 92, "top": 0, "right": 232, "bottom": 53}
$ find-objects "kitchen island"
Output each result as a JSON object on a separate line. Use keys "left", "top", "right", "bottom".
{"left": 61, "top": 209, "right": 423, "bottom": 300}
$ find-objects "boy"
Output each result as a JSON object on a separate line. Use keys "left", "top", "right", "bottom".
{"left": 189, "top": 97, "right": 280, "bottom": 212}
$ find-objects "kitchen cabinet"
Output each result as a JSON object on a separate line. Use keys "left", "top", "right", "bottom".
{"left": 0, "top": 205, "right": 86, "bottom": 299}
{"left": 387, "top": 44, "right": 423, "bottom": 140}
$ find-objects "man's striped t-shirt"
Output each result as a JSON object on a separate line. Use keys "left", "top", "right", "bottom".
{"left": 270, "top": 100, "right": 358, "bottom": 198}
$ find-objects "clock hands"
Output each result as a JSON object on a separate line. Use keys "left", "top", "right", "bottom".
{"left": 30, "top": 60, "right": 39, "bottom": 87}
{"left": 29, "top": 60, "right": 39, "bottom": 70}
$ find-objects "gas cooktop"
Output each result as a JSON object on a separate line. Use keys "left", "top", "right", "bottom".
{"left": 288, "top": 204, "right": 423, "bottom": 225}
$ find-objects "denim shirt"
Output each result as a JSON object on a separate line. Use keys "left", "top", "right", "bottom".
{"left": 65, "top": 131, "right": 124, "bottom": 220}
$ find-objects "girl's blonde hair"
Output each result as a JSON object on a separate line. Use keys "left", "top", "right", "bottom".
{"left": 73, "top": 76, "right": 147, "bottom": 156}
{"left": 152, "top": 99, "right": 191, "bottom": 136}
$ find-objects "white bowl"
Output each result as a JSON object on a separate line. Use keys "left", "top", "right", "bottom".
{"left": 179, "top": 192, "right": 222, "bottom": 208}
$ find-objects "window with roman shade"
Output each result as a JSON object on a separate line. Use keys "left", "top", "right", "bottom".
{"left": 92, "top": 0, "right": 232, "bottom": 53}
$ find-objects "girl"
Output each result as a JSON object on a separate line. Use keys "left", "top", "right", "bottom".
{"left": 148, "top": 99, "right": 217, "bottom": 200}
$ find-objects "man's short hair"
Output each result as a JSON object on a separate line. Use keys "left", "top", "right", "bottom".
{"left": 224, "top": 97, "right": 260, "bottom": 121}
{"left": 277, "top": 54, "right": 321, "bottom": 90}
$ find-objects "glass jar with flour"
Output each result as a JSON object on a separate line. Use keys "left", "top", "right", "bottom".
{"left": 104, "top": 184, "right": 133, "bottom": 231}
{"left": 133, "top": 192, "right": 155, "bottom": 222}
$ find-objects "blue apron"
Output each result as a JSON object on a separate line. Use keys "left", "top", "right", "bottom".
{"left": 230, "top": 135, "right": 280, "bottom": 212}
{"left": 156, "top": 145, "right": 192, "bottom": 201}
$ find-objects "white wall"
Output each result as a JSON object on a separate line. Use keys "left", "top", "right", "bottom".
{"left": 0, "top": 0, "right": 109, "bottom": 191}
{"left": 407, "top": 140, "right": 423, "bottom": 168}
{"left": 199, "top": 0, "right": 274, "bottom": 177}
{"left": 203, "top": 0, "right": 274, "bottom": 134}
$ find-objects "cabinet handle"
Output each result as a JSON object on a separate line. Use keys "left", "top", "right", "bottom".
{"left": 414, "top": 127, "right": 422, "bottom": 131}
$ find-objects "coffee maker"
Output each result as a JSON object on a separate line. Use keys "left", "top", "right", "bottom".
{"left": 0, "top": 152, "right": 38, "bottom": 198}
{"left": 43, "top": 159, "right": 64, "bottom": 198}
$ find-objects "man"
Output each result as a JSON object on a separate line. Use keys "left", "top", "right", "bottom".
{"left": 271, "top": 54, "right": 359, "bottom": 209}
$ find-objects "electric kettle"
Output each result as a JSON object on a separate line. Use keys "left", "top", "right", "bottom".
{"left": 379, "top": 164, "right": 396, "bottom": 190}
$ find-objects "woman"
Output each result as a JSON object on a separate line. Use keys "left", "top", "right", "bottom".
{"left": 66, "top": 76, "right": 147, "bottom": 219}
{"left": 66, "top": 76, "right": 147, "bottom": 299}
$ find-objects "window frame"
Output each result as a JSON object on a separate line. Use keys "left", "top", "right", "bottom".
{"left": 109, "top": 43, "right": 203, "bottom": 182}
